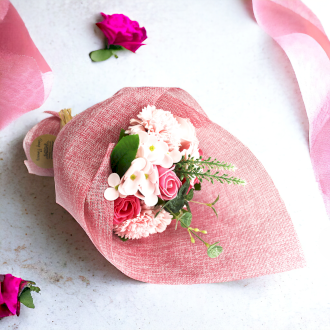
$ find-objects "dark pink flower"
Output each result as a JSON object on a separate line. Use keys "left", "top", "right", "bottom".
{"left": 0, "top": 274, "right": 40, "bottom": 318}
{"left": 96, "top": 13, "right": 147, "bottom": 53}
{"left": 157, "top": 166, "right": 182, "bottom": 201}
{"left": 114, "top": 196, "right": 142, "bottom": 224}
{"left": 0, "top": 274, "right": 22, "bottom": 318}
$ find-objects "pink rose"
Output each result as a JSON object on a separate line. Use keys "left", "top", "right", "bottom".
{"left": 0, "top": 274, "right": 39, "bottom": 318}
{"left": 96, "top": 13, "right": 147, "bottom": 53}
{"left": 157, "top": 166, "right": 182, "bottom": 201}
{"left": 114, "top": 196, "right": 141, "bottom": 225}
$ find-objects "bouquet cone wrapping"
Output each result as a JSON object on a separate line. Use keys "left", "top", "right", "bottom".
{"left": 25, "top": 87, "right": 305, "bottom": 284}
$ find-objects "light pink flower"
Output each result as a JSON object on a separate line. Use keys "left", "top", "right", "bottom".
{"left": 137, "top": 131, "right": 182, "bottom": 168}
{"left": 114, "top": 204, "right": 172, "bottom": 239}
{"left": 157, "top": 166, "right": 182, "bottom": 200}
{"left": 118, "top": 158, "right": 146, "bottom": 196}
{"left": 135, "top": 162, "right": 160, "bottom": 206}
{"left": 113, "top": 196, "right": 141, "bottom": 225}
{"left": 112, "top": 157, "right": 159, "bottom": 207}
{"left": 104, "top": 173, "right": 126, "bottom": 201}
{"left": 126, "top": 105, "right": 182, "bottom": 152}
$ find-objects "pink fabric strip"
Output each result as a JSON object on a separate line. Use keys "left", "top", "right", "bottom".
{"left": 0, "top": 0, "right": 52, "bottom": 130}
{"left": 252, "top": 0, "right": 330, "bottom": 216}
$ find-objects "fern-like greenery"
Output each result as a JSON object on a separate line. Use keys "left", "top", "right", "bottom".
{"left": 174, "top": 155, "right": 246, "bottom": 185}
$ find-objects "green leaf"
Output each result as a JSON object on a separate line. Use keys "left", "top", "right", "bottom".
{"left": 119, "top": 236, "right": 128, "bottom": 242}
{"left": 207, "top": 243, "right": 223, "bottom": 258}
{"left": 19, "top": 288, "right": 35, "bottom": 309}
{"left": 180, "top": 212, "right": 192, "bottom": 228}
{"left": 178, "top": 180, "right": 190, "bottom": 198}
{"left": 29, "top": 286, "right": 41, "bottom": 293}
{"left": 184, "top": 201, "right": 191, "bottom": 214}
{"left": 211, "top": 206, "right": 218, "bottom": 218}
{"left": 185, "top": 189, "right": 194, "bottom": 201}
{"left": 194, "top": 183, "right": 201, "bottom": 191}
{"left": 90, "top": 49, "right": 113, "bottom": 62}
{"left": 110, "top": 134, "right": 139, "bottom": 177}
{"left": 118, "top": 129, "right": 128, "bottom": 142}
{"left": 211, "top": 195, "right": 220, "bottom": 205}
{"left": 165, "top": 197, "right": 185, "bottom": 214}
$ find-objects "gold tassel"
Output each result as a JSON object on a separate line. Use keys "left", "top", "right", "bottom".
{"left": 59, "top": 108, "right": 73, "bottom": 129}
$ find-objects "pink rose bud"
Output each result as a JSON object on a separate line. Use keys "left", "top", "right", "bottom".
{"left": 114, "top": 196, "right": 142, "bottom": 224}
{"left": 157, "top": 166, "right": 182, "bottom": 201}
{"left": 96, "top": 13, "right": 147, "bottom": 53}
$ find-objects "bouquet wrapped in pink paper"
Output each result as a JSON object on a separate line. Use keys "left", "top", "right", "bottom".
{"left": 24, "top": 87, "right": 305, "bottom": 284}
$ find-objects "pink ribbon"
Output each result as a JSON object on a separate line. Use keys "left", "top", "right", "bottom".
{"left": 253, "top": 0, "right": 330, "bottom": 216}
{"left": 0, "top": 0, "right": 52, "bottom": 130}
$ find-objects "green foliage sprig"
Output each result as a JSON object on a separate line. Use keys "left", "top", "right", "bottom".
{"left": 174, "top": 155, "right": 246, "bottom": 185}
{"left": 157, "top": 181, "right": 223, "bottom": 258}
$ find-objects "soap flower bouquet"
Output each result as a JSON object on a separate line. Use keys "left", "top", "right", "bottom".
{"left": 104, "top": 105, "right": 246, "bottom": 258}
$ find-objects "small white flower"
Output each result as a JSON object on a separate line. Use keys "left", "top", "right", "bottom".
{"left": 104, "top": 173, "right": 126, "bottom": 201}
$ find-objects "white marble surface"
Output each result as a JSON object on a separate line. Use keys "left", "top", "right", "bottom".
{"left": 1, "top": 0, "right": 330, "bottom": 329}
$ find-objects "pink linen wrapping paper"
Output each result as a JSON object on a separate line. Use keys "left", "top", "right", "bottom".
{"left": 25, "top": 87, "right": 306, "bottom": 284}
{"left": 252, "top": 0, "right": 330, "bottom": 217}
{"left": 0, "top": 0, "right": 52, "bottom": 130}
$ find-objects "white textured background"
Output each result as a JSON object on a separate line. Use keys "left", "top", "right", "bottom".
{"left": 1, "top": 0, "right": 330, "bottom": 329}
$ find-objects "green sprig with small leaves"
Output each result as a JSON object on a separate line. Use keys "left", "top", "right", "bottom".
{"left": 174, "top": 155, "right": 246, "bottom": 185}
{"left": 156, "top": 181, "right": 223, "bottom": 258}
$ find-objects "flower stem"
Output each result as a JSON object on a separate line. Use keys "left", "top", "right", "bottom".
{"left": 189, "top": 200, "right": 209, "bottom": 206}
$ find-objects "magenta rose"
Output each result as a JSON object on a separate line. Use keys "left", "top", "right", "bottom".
{"left": 96, "top": 13, "right": 147, "bottom": 53}
{"left": 157, "top": 166, "right": 182, "bottom": 201}
{"left": 114, "top": 196, "right": 141, "bottom": 224}
{"left": 0, "top": 274, "right": 39, "bottom": 318}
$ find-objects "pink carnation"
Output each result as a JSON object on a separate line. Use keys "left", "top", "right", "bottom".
{"left": 126, "top": 105, "right": 182, "bottom": 152}
{"left": 113, "top": 205, "right": 172, "bottom": 239}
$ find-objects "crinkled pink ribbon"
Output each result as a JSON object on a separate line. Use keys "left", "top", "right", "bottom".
{"left": 252, "top": 0, "right": 330, "bottom": 216}
{"left": 0, "top": 0, "right": 52, "bottom": 130}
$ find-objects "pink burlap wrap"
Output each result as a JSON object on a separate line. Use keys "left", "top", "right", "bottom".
{"left": 24, "top": 87, "right": 305, "bottom": 284}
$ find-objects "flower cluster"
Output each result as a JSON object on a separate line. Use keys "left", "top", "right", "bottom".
{"left": 104, "top": 106, "right": 246, "bottom": 257}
